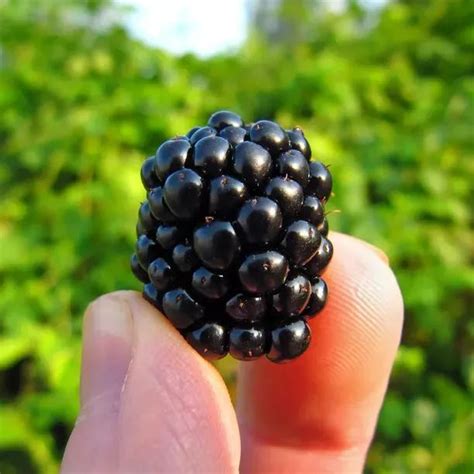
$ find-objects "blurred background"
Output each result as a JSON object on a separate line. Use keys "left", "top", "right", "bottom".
{"left": 0, "top": 0, "right": 473, "bottom": 472}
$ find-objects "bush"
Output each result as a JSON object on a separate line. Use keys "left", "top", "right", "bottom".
{"left": 0, "top": 0, "right": 472, "bottom": 472}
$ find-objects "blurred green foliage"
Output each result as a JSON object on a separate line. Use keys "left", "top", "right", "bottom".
{"left": 0, "top": 0, "right": 473, "bottom": 472}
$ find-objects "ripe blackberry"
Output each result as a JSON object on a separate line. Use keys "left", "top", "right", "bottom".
{"left": 155, "top": 139, "right": 191, "bottom": 181}
{"left": 132, "top": 111, "right": 334, "bottom": 363}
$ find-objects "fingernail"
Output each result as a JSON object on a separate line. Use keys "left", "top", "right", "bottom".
{"left": 80, "top": 294, "right": 134, "bottom": 407}
{"left": 88, "top": 294, "right": 133, "bottom": 341}
{"left": 363, "top": 242, "right": 390, "bottom": 265}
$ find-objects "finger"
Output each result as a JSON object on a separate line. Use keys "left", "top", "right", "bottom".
{"left": 117, "top": 292, "right": 240, "bottom": 473}
{"left": 237, "top": 232, "right": 404, "bottom": 473}
{"left": 62, "top": 293, "right": 134, "bottom": 473}
{"left": 62, "top": 291, "right": 240, "bottom": 473}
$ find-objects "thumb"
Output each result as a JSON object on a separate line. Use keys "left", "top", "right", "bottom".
{"left": 62, "top": 291, "right": 240, "bottom": 473}
{"left": 237, "top": 233, "right": 404, "bottom": 473}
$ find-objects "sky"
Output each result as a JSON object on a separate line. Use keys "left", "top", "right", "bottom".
{"left": 116, "top": 0, "right": 249, "bottom": 57}
{"left": 116, "top": 0, "right": 388, "bottom": 57}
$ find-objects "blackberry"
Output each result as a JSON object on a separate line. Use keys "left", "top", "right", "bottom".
{"left": 141, "top": 156, "right": 160, "bottom": 190}
{"left": 280, "top": 220, "right": 321, "bottom": 265}
{"left": 229, "top": 325, "right": 267, "bottom": 361}
{"left": 130, "top": 254, "right": 150, "bottom": 283}
{"left": 192, "top": 267, "right": 229, "bottom": 299}
{"left": 277, "top": 149, "right": 310, "bottom": 187}
{"left": 265, "top": 177, "right": 304, "bottom": 219}
{"left": 272, "top": 274, "right": 312, "bottom": 317}
{"left": 301, "top": 195, "right": 324, "bottom": 226}
{"left": 193, "top": 136, "right": 231, "bottom": 177}
{"left": 250, "top": 120, "right": 289, "bottom": 155}
{"left": 189, "top": 126, "right": 217, "bottom": 145}
{"left": 307, "top": 161, "right": 333, "bottom": 202}
{"left": 232, "top": 141, "right": 272, "bottom": 190}
{"left": 317, "top": 216, "right": 329, "bottom": 237}
{"left": 155, "top": 224, "right": 183, "bottom": 249}
{"left": 304, "top": 277, "right": 328, "bottom": 317}
{"left": 185, "top": 322, "right": 228, "bottom": 360}
{"left": 236, "top": 197, "right": 282, "bottom": 245}
{"left": 238, "top": 251, "right": 289, "bottom": 294}
{"left": 135, "top": 234, "right": 160, "bottom": 270}
{"left": 162, "top": 288, "right": 205, "bottom": 329}
{"left": 208, "top": 110, "right": 243, "bottom": 130}
{"left": 155, "top": 139, "right": 191, "bottom": 181}
{"left": 226, "top": 293, "right": 266, "bottom": 322}
{"left": 138, "top": 201, "right": 159, "bottom": 235}
{"left": 267, "top": 318, "right": 311, "bottom": 363}
{"left": 287, "top": 127, "right": 311, "bottom": 160}
{"left": 148, "top": 187, "right": 176, "bottom": 223}
{"left": 193, "top": 221, "right": 240, "bottom": 271}
{"left": 148, "top": 257, "right": 176, "bottom": 291}
{"left": 172, "top": 244, "right": 198, "bottom": 273}
{"left": 209, "top": 175, "right": 248, "bottom": 218}
{"left": 132, "top": 111, "right": 334, "bottom": 363}
{"left": 163, "top": 169, "right": 205, "bottom": 219}
{"left": 218, "top": 126, "right": 247, "bottom": 147}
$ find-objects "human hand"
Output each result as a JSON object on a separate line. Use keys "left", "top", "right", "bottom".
{"left": 61, "top": 232, "right": 403, "bottom": 473}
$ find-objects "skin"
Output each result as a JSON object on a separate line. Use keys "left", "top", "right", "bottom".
{"left": 62, "top": 232, "right": 404, "bottom": 473}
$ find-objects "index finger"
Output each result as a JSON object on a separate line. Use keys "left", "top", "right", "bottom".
{"left": 237, "top": 232, "right": 404, "bottom": 473}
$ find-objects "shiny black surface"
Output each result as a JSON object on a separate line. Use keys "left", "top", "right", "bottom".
{"left": 192, "top": 267, "right": 229, "bottom": 299}
{"left": 135, "top": 234, "right": 161, "bottom": 270}
{"left": 304, "top": 277, "right": 328, "bottom": 316}
{"left": 163, "top": 169, "right": 205, "bottom": 219}
{"left": 300, "top": 195, "right": 324, "bottom": 226}
{"left": 140, "top": 156, "right": 161, "bottom": 190}
{"left": 280, "top": 220, "right": 321, "bottom": 265}
{"left": 186, "top": 126, "right": 200, "bottom": 139}
{"left": 238, "top": 251, "right": 289, "bottom": 294}
{"left": 265, "top": 177, "right": 304, "bottom": 218}
{"left": 133, "top": 111, "right": 334, "bottom": 363}
{"left": 287, "top": 128, "right": 311, "bottom": 160}
{"left": 218, "top": 126, "right": 247, "bottom": 147}
{"left": 307, "top": 161, "right": 333, "bottom": 202}
{"left": 155, "top": 224, "right": 182, "bottom": 249}
{"left": 130, "top": 253, "right": 150, "bottom": 283}
{"left": 143, "top": 282, "right": 162, "bottom": 310}
{"left": 193, "top": 135, "right": 231, "bottom": 177}
{"left": 250, "top": 120, "right": 289, "bottom": 155}
{"left": 136, "top": 220, "right": 146, "bottom": 237}
{"left": 277, "top": 149, "right": 310, "bottom": 187}
{"left": 154, "top": 138, "right": 191, "bottom": 181}
{"left": 138, "top": 200, "right": 159, "bottom": 234}
{"left": 267, "top": 318, "right": 311, "bottom": 363}
{"left": 305, "top": 236, "right": 334, "bottom": 277}
{"left": 193, "top": 221, "right": 240, "bottom": 271}
{"left": 208, "top": 110, "right": 243, "bottom": 130}
{"left": 185, "top": 321, "right": 228, "bottom": 360}
{"left": 272, "top": 274, "right": 312, "bottom": 317}
{"left": 148, "top": 257, "right": 176, "bottom": 291}
{"left": 162, "top": 288, "right": 205, "bottom": 329}
{"left": 209, "top": 175, "right": 248, "bottom": 218}
{"left": 189, "top": 126, "right": 217, "bottom": 145}
{"left": 147, "top": 187, "right": 176, "bottom": 223}
{"left": 229, "top": 325, "right": 267, "bottom": 361}
{"left": 232, "top": 141, "right": 272, "bottom": 190}
{"left": 172, "top": 244, "right": 199, "bottom": 273}
{"left": 236, "top": 197, "right": 283, "bottom": 245}
{"left": 317, "top": 217, "right": 329, "bottom": 236}
{"left": 226, "top": 293, "right": 266, "bottom": 322}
